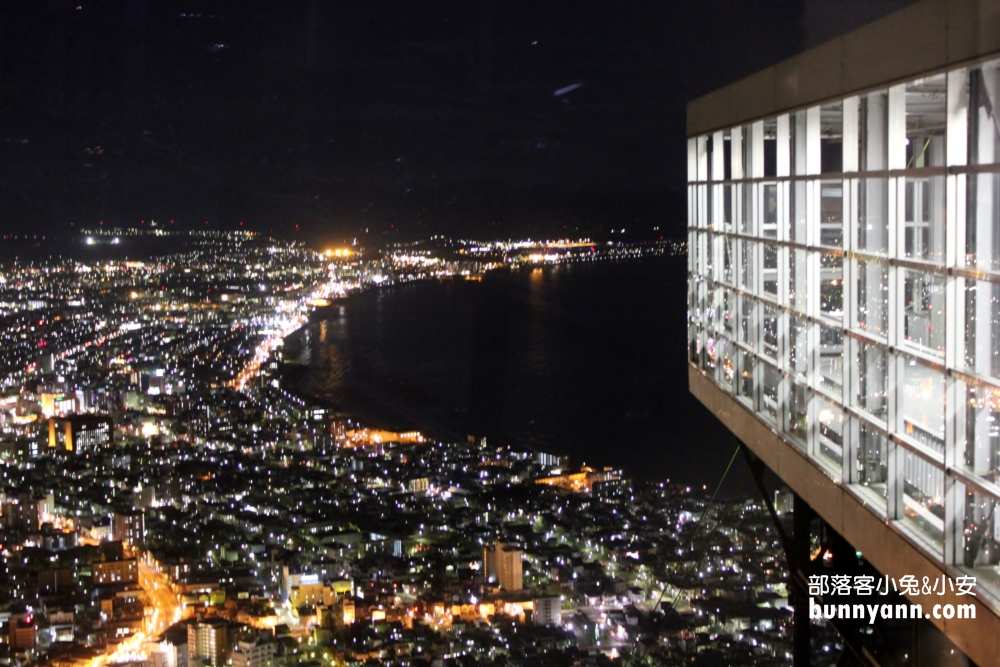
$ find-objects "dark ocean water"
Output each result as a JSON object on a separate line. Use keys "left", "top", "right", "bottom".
{"left": 298, "top": 256, "right": 740, "bottom": 486}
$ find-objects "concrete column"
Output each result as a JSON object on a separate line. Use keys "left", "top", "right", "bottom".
{"left": 712, "top": 131, "right": 725, "bottom": 182}
{"left": 731, "top": 126, "right": 743, "bottom": 181}
{"left": 697, "top": 136, "right": 708, "bottom": 183}
{"left": 975, "top": 105, "right": 997, "bottom": 270}
{"left": 843, "top": 97, "right": 859, "bottom": 174}
{"left": 806, "top": 107, "right": 821, "bottom": 176}
{"left": 688, "top": 138, "right": 699, "bottom": 183}
{"left": 751, "top": 121, "right": 765, "bottom": 179}
{"left": 778, "top": 114, "right": 790, "bottom": 178}
{"left": 864, "top": 93, "right": 888, "bottom": 254}
{"left": 946, "top": 70, "right": 968, "bottom": 168}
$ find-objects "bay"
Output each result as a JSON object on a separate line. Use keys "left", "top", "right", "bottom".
{"left": 298, "top": 256, "right": 740, "bottom": 486}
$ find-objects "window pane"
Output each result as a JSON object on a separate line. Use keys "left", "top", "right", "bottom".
{"left": 789, "top": 249, "right": 808, "bottom": 313}
{"left": 721, "top": 236, "right": 734, "bottom": 285}
{"left": 726, "top": 127, "right": 737, "bottom": 180}
{"left": 902, "top": 176, "right": 945, "bottom": 263}
{"left": 818, "top": 325, "right": 843, "bottom": 398}
{"left": 688, "top": 278, "right": 701, "bottom": 327}
{"left": 790, "top": 110, "right": 807, "bottom": 176}
{"left": 761, "top": 183, "right": 778, "bottom": 239}
{"left": 787, "top": 381, "right": 808, "bottom": 448}
{"left": 721, "top": 184, "right": 734, "bottom": 232}
{"left": 699, "top": 184, "right": 709, "bottom": 229}
{"left": 820, "top": 253, "right": 843, "bottom": 321}
{"left": 961, "top": 277, "right": 1000, "bottom": 378}
{"left": 969, "top": 61, "right": 1000, "bottom": 165}
{"left": 965, "top": 172, "right": 1000, "bottom": 271}
{"left": 720, "top": 289, "right": 736, "bottom": 338}
{"left": 762, "top": 244, "right": 778, "bottom": 297}
{"left": 759, "top": 362, "right": 780, "bottom": 422}
{"left": 855, "top": 341, "right": 888, "bottom": 421}
{"left": 820, "top": 102, "right": 843, "bottom": 174}
{"left": 958, "top": 382, "right": 1000, "bottom": 486}
{"left": 737, "top": 349, "right": 755, "bottom": 404}
{"left": 898, "top": 363, "right": 945, "bottom": 454}
{"left": 707, "top": 134, "right": 717, "bottom": 182}
{"left": 858, "top": 177, "right": 889, "bottom": 254}
{"left": 704, "top": 231, "right": 714, "bottom": 275}
{"left": 741, "top": 123, "right": 756, "bottom": 178}
{"left": 689, "top": 324, "right": 702, "bottom": 365}
{"left": 819, "top": 180, "right": 843, "bottom": 247}
{"left": 788, "top": 180, "right": 808, "bottom": 243}
{"left": 816, "top": 397, "right": 844, "bottom": 471}
{"left": 901, "top": 449, "right": 944, "bottom": 546}
{"left": 703, "top": 332, "right": 716, "bottom": 372}
{"left": 740, "top": 182, "right": 755, "bottom": 235}
{"left": 704, "top": 281, "right": 717, "bottom": 332}
{"left": 739, "top": 240, "right": 756, "bottom": 293}
{"left": 788, "top": 316, "right": 810, "bottom": 379}
{"left": 717, "top": 337, "right": 735, "bottom": 392}
{"left": 688, "top": 229, "right": 696, "bottom": 274}
{"left": 764, "top": 119, "right": 778, "bottom": 177}
{"left": 739, "top": 295, "right": 755, "bottom": 345}
{"left": 958, "top": 482, "right": 1000, "bottom": 597}
{"left": 856, "top": 260, "right": 888, "bottom": 337}
{"left": 859, "top": 91, "right": 888, "bottom": 171}
{"left": 902, "top": 270, "right": 945, "bottom": 355}
{"left": 857, "top": 422, "right": 888, "bottom": 500}
{"left": 904, "top": 75, "right": 946, "bottom": 168}
{"left": 762, "top": 306, "right": 779, "bottom": 360}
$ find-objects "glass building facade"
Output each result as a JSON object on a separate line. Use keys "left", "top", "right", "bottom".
{"left": 688, "top": 59, "right": 1000, "bottom": 598}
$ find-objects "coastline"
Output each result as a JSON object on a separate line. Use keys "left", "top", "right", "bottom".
{"left": 281, "top": 253, "right": 681, "bottom": 475}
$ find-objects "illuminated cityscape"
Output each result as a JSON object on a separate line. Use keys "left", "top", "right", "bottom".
{"left": 2, "top": 0, "right": 973, "bottom": 665}
{"left": 0, "top": 230, "right": 820, "bottom": 667}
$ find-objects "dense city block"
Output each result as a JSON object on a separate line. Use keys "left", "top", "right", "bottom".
{"left": 0, "top": 231, "right": 813, "bottom": 667}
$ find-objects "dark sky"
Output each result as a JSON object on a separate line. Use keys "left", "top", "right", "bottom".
{"left": 0, "top": 0, "right": 913, "bottom": 246}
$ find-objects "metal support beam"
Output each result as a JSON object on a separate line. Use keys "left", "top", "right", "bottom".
{"left": 792, "top": 492, "right": 814, "bottom": 667}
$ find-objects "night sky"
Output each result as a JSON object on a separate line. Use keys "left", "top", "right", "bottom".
{"left": 0, "top": 0, "right": 913, "bottom": 245}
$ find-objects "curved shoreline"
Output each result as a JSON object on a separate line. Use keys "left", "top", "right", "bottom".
{"left": 281, "top": 251, "right": 676, "bottom": 449}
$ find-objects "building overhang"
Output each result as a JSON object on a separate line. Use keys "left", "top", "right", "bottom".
{"left": 690, "top": 363, "right": 1000, "bottom": 666}
{"left": 686, "top": 0, "right": 1000, "bottom": 137}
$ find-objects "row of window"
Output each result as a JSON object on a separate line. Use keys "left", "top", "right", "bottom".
{"left": 690, "top": 173, "right": 1000, "bottom": 272}
{"left": 690, "top": 268, "right": 1000, "bottom": 370}
{"left": 690, "top": 325, "right": 1000, "bottom": 591}
{"left": 689, "top": 64, "right": 1000, "bottom": 185}
{"left": 689, "top": 57, "right": 1000, "bottom": 606}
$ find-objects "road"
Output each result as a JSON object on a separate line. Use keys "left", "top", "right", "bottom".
{"left": 139, "top": 560, "right": 183, "bottom": 637}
